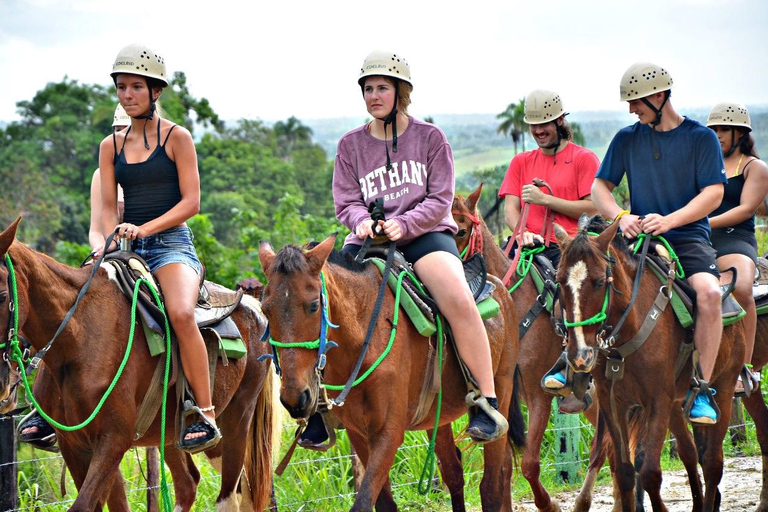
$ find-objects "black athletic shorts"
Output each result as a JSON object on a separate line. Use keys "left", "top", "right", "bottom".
{"left": 671, "top": 240, "right": 719, "bottom": 278}
{"left": 342, "top": 230, "right": 460, "bottom": 265}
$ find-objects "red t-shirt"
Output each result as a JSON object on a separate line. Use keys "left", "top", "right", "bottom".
{"left": 499, "top": 143, "right": 599, "bottom": 243}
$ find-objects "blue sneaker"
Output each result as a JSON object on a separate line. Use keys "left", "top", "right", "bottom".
{"left": 544, "top": 369, "right": 567, "bottom": 389}
{"left": 688, "top": 391, "right": 718, "bottom": 425}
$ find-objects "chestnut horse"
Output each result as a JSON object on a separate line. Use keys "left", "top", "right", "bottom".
{"left": 0, "top": 217, "right": 277, "bottom": 512}
{"left": 259, "top": 235, "right": 524, "bottom": 512}
{"left": 741, "top": 312, "right": 768, "bottom": 511}
{"left": 556, "top": 216, "right": 744, "bottom": 511}
{"left": 453, "top": 184, "right": 614, "bottom": 512}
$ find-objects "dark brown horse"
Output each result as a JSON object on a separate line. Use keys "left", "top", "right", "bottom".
{"left": 453, "top": 184, "right": 612, "bottom": 512}
{"left": 259, "top": 235, "right": 524, "bottom": 512}
{"left": 555, "top": 217, "right": 744, "bottom": 511}
{"left": 0, "top": 217, "right": 277, "bottom": 512}
{"left": 741, "top": 312, "right": 768, "bottom": 511}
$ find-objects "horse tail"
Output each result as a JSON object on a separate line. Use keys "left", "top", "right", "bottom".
{"left": 244, "top": 362, "right": 281, "bottom": 511}
{"left": 507, "top": 365, "right": 527, "bottom": 451}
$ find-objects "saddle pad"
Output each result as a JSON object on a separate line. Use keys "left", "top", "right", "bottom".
{"left": 144, "top": 316, "right": 246, "bottom": 360}
{"left": 369, "top": 259, "right": 499, "bottom": 337}
{"left": 646, "top": 259, "right": 745, "bottom": 328}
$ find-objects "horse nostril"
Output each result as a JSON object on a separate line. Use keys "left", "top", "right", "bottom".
{"left": 298, "top": 389, "right": 312, "bottom": 411}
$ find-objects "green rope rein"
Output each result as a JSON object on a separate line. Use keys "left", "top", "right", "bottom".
{"left": 508, "top": 245, "right": 546, "bottom": 293}
{"left": 563, "top": 287, "right": 610, "bottom": 327}
{"left": 6, "top": 255, "right": 173, "bottom": 512}
{"left": 633, "top": 233, "right": 685, "bottom": 279}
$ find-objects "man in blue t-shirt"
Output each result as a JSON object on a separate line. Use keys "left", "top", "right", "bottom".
{"left": 591, "top": 62, "right": 727, "bottom": 424}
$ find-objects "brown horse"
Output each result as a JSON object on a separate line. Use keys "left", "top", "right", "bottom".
{"left": 258, "top": 235, "right": 524, "bottom": 512}
{"left": 453, "top": 184, "right": 613, "bottom": 512}
{"left": 741, "top": 312, "right": 768, "bottom": 511}
{"left": 0, "top": 217, "right": 277, "bottom": 512}
{"left": 555, "top": 216, "right": 744, "bottom": 511}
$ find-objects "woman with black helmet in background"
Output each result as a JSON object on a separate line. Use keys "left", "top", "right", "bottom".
{"left": 99, "top": 44, "right": 219, "bottom": 452}
{"left": 707, "top": 102, "right": 768, "bottom": 395}
{"left": 330, "top": 50, "right": 508, "bottom": 443}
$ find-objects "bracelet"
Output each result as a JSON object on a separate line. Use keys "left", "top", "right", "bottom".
{"left": 199, "top": 405, "right": 216, "bottom": 413}
{"left": 614, "top": 210, "right": 630, "bottom": 222}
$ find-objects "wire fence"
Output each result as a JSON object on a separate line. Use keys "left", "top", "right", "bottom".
{"left": 0, "top": 401, "right": 762, "bottom": 512}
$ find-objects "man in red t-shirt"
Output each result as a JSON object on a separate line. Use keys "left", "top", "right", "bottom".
{"left": 499, "top": 89, "right": 600, "bottom": 410}
{"left": 499, "top": 89, "right": 599, "bottom": 268}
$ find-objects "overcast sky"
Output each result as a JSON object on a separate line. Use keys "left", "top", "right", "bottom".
{"left": 1, "top": 0, "right": 767, "bottom": 124}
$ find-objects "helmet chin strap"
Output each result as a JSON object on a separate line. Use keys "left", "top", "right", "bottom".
{"left": 724, "top": 127, "right": 748, "bottom": 158}
{"left": 641, "top": 90, "right": 671, "bottom": 160}
{"left": 131, "top": 89, "right": 158, "bottom": 150}
{"left": 379, "top": 88, "right": 399, "bottom": 171}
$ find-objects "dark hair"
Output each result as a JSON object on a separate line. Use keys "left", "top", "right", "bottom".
{"left": 557, "top": 119, "right": 572, "bottom": 142}
{"left": 738, "top": 130, "right": 759, "bottom": 158}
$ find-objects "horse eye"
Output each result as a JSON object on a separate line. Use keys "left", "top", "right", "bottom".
{"left": 0, "top": 290, "right": 6, "bottom": 304}
{"left": 594, "top": 278, "right": 605, "bottom": 289}
{"left": 457, "top": 229, "right": 467, "bottom": 238}
{"left": 308, "top": 300, "right": 320, "bottom": 314}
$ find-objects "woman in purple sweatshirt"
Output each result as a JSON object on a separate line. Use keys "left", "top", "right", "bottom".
{"left": 331, "top": 50, "right": 508, "bottom": 443}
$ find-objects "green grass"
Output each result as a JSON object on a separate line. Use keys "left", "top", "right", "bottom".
{"left": 453, "top": 147, "right": 512, "bottom": 177}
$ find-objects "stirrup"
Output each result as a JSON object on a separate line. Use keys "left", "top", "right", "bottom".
{"left": 297, "top": 411, "right": 337, "bottom": 452}
{"left": 683, "top": 382, "right": 720, "bottom": 425}
{"left": 465, "top": 390, "right": 508, "bottom": 444}
{"left": 735, "top": 364, "right": 761, "bottom": 398}
{"left": 17, "top": 410, "right": 59, "bottom": 452}
{"left": 541, "top": 351, "right": 572, "bottom": 398}
{"left": 177, "top": 400, "right": 222, "bottom": 454}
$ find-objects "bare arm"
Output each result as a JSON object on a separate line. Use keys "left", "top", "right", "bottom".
{"left": 98, "top": 137, "right": 120, "bottom": 244}
{"left": 504, "top": 195, "right": 522, "bottom": 233}
{"left": 89, "top": 169, "right": 106, "bottom": 250}
{"left": 709, "top": 159, "right": 768, "bottom": 229}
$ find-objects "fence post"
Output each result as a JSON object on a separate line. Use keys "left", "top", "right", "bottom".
{"left": 0, "top": 415, "right": 18, "bottom": 511}
{"left": 553, "top": 399, "right": 580, "bottom": 483}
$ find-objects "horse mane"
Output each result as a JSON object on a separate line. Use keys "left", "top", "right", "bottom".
{"left": 273, "top": 243, "right": 370, "bottom": 275}
{"left": 568, "top": 215, "right": 638, "bottom": 266}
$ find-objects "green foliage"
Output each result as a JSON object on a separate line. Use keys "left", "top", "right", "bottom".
{"left": 496, "top": 99, "right": 527, "bottom": 154}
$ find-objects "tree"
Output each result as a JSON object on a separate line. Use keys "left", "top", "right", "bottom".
{"left": 273, "top": 116, "right": 313, "bottom": 159}
{"left": 496, "top": 99, "right": 527, "bottom": 154}
{"left": 570, "top": 121, "right": 587, "bottom": 147}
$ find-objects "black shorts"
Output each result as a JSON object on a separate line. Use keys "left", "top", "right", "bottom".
{"left": 670, "top": 240, "right": 719, "bottom": 278}
{"left": 710, "top": 230, "right": 758, "bottom": 265}
{"left": 342, "top": 231, "right": 460, "bottom": 265}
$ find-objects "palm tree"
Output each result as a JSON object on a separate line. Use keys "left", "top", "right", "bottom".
{"left": 273, "top": 116, "right": 314, "bottom": 159}
{"left": 496, "top": 98, "right": 527, "bottom": 154}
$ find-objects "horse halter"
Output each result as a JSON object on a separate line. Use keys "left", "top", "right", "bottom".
{"left": 451, "top": 208, "right": 482, "bottom": 261}
{"left": 263, "top": 272, "right": 339, "bottom": 379}
{"left": 560, "top": 250, "right": 614, "bottom": 346}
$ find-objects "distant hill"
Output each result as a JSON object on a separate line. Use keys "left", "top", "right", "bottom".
{"left": 269, "top": 106, "right": 768, "bottom": 177}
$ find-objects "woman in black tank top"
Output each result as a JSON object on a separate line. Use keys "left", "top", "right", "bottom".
{"left": 97, "top": 44, "right": 220, "bottom": 452}
{"left": 707, "top": 102, "right": 768, "bottom": 393}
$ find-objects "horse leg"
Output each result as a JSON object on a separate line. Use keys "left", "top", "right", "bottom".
{"left": 742, "top": 384, "right": 768, "bottom": 511}
{"left": 347, "top": 429, "right": 401, "bottom": 512}
{"left": 478, "top": 434, "right": 512, "bottom": 512}
{"left": 574, "top": 407, "right": 606, "bottom": 512}
{"left": 693, "top": 410, "right": 730, "bottom": 511}
{"left": 634, "top": 404, "right": 675, "bottom": 512}
{"left": 667, "top": 410, "right": 703, "bottom": 512}
{"left": 600, "top": 405, "right": 635, "bottom": 512}
{"left": 162, "top": 447, "right": 199, "bottom": 512}
{"left": 432, "top": 425, "right": 466, "bottom": 512}
{"left": 520, "top": 392, "right": 561, "bottom": 512}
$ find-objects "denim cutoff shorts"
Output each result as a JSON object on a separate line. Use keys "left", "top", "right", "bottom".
{"left": 132, "top": 226, "right": 202, "bottom": 276}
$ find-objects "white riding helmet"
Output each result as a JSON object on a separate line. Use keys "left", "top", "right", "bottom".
{"left": 112, "top": 104, "right": 130, "bottom": 127}
{"left": 358, "top": 50, "right": 412, "bottom": 87}
{"left": 706, "top": 102, "right": 752, "bottom": 132}
{"left": 524, "top": 89, "right": 566, "bottom": 124}
{"left": 111, "top": 43, "right": 168, "bottom": 87}
{"left": 619, "top": 62, "right": 673, "bottom": 101}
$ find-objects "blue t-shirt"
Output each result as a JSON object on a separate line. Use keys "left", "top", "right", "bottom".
{"left": 596, "top": 118, "right": 726, "bottom": 242}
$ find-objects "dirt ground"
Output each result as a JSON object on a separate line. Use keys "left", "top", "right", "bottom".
{"left": 512, "top": 455, "right": 763, "bottom": 511}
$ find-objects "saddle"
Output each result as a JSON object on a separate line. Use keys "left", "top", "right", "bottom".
{"left": 363, "top": 245, "right": 499, "bottom": 427}
{"left": 102, "top": 251, "right": 246, "bottom": 442}
{"left": 103, "top": 251, "right": 246, "bottom": 359}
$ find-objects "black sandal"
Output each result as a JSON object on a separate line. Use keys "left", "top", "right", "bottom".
{"left": 17, "top": 411, "right": 59, "bottom": 452}
{"left": 177, "top": 402, "right": 222, "bottom": 454}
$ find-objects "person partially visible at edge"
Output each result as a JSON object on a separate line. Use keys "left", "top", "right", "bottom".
{"left": 99, "top": 43, "right": 220, "bottom": 452}
{"left": 90, "top": 104, "right": 129, "bottom": 257}
{"left": 706, "top": 102, "right": 768, "bottom": 394}
{"left": 591, "top": 62, "right": 727, "bottom": 424}
{"left": 16, "top": 104, "right": 131, "bottom": 449}
{"left": 498, "top": 89, "right": 600, "bottom": 412}
{"left": 499, "top": 89, "right": 599, "bottom": 269}
{"left": 328, "top": 49, "right": 508, "bottom": 443}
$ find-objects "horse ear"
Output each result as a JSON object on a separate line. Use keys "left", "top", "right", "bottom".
{"left": 467, "top": 183, "right": 484, "bottom": 213}
{"left": 595, "top": 217, "right": 621, "bottom": 253}
{"left": 306, "top": 234, "right": 337, "bottom": 276}
{"left": 0, "top": 216, "right": 21, "bottom": 258}
{"left": 258, "top": 241, "right": 276, "bottom": 275}
{"left": 554, "top": 223, "right": 571, "bottom": 246}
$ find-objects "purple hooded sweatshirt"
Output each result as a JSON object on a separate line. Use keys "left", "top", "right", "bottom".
{"left": 333, "top": 117, "right": 458, "bottom": 247}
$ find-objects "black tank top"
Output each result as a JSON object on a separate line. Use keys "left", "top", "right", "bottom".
{"left": 113, "top": 119, "right": 182, "bottom": 226}
{"left": 710, "top": 162, "right": 756, "bottom": 239}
